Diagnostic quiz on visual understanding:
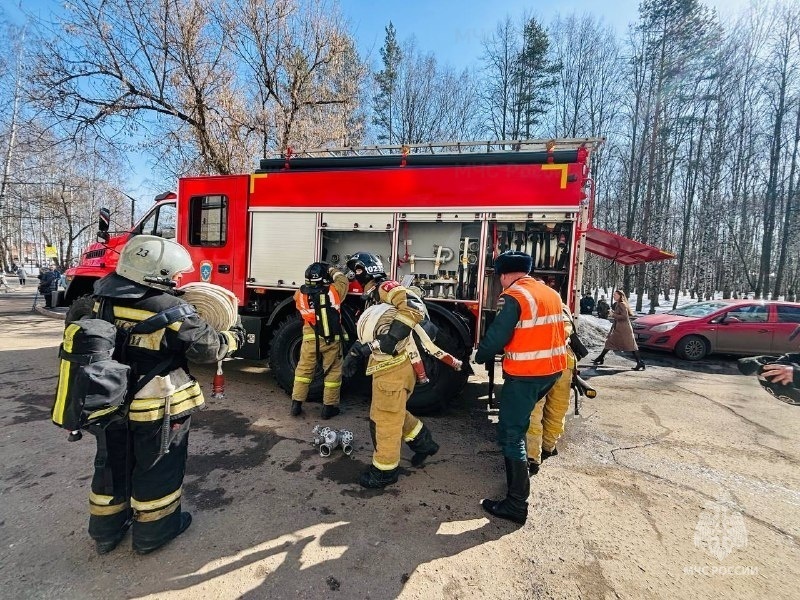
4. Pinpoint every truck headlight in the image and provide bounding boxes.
[651,321,679,332]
